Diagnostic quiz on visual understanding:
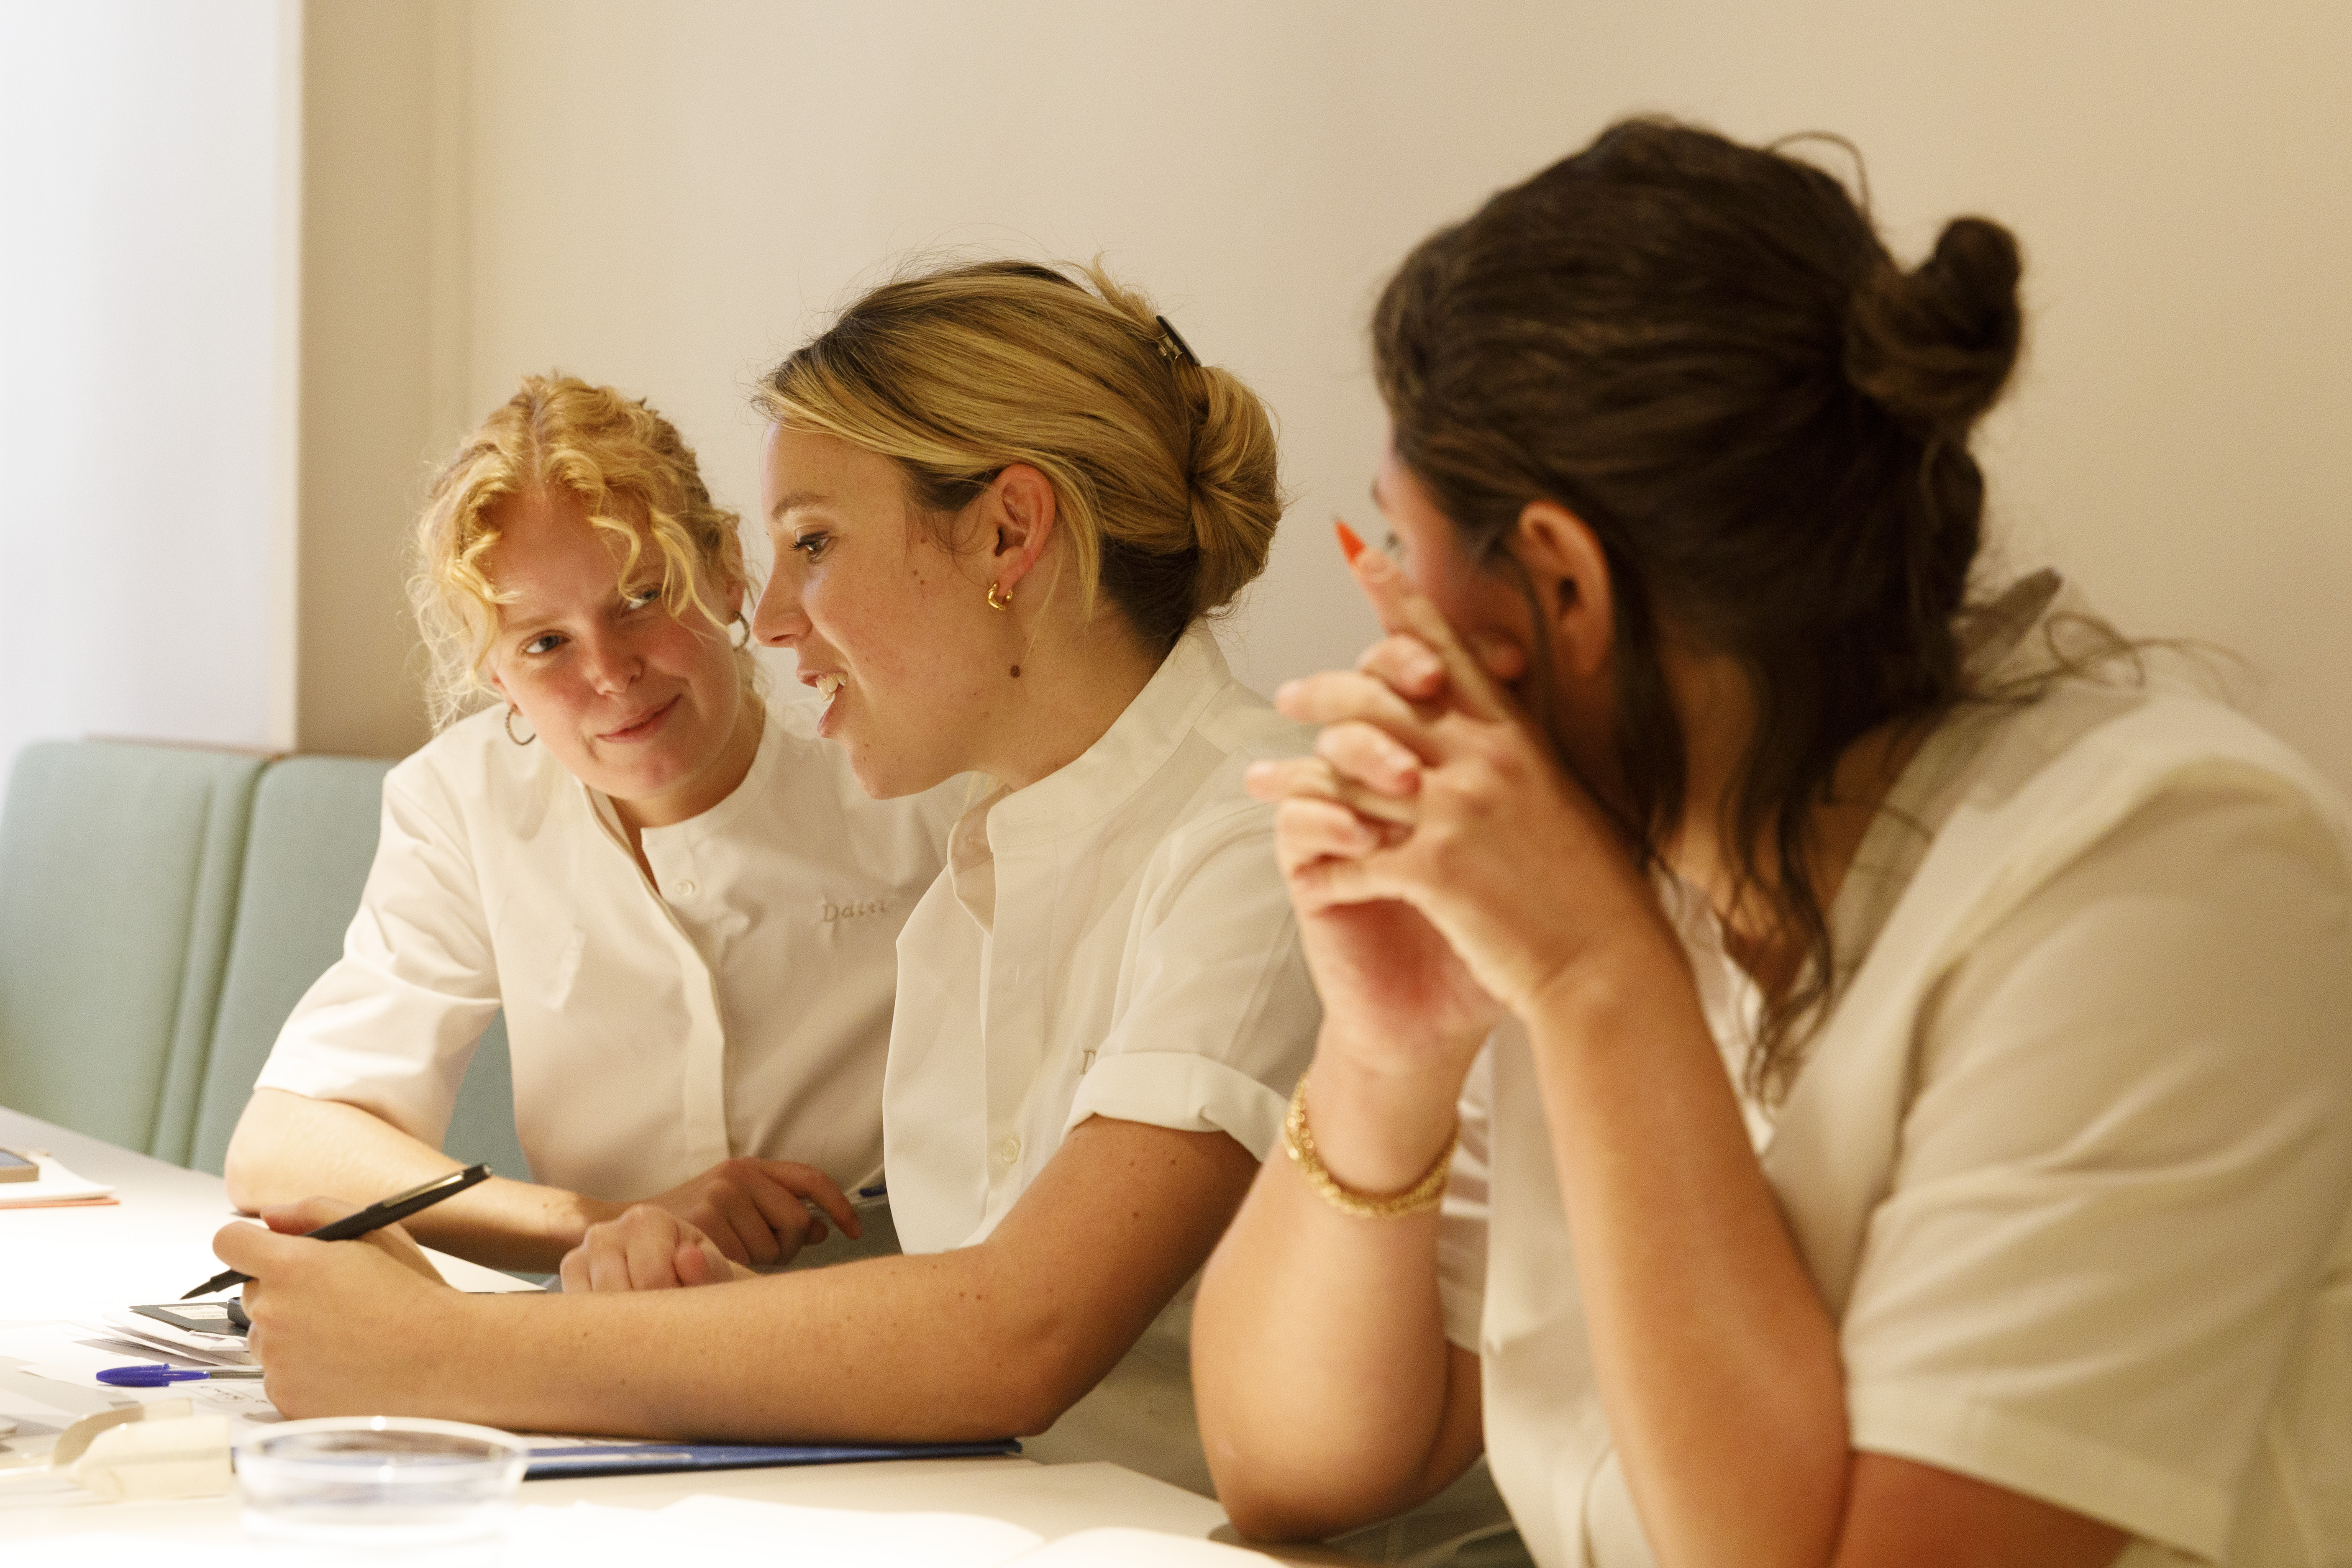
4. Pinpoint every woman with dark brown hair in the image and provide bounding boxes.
[1194,120,2352,1567]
